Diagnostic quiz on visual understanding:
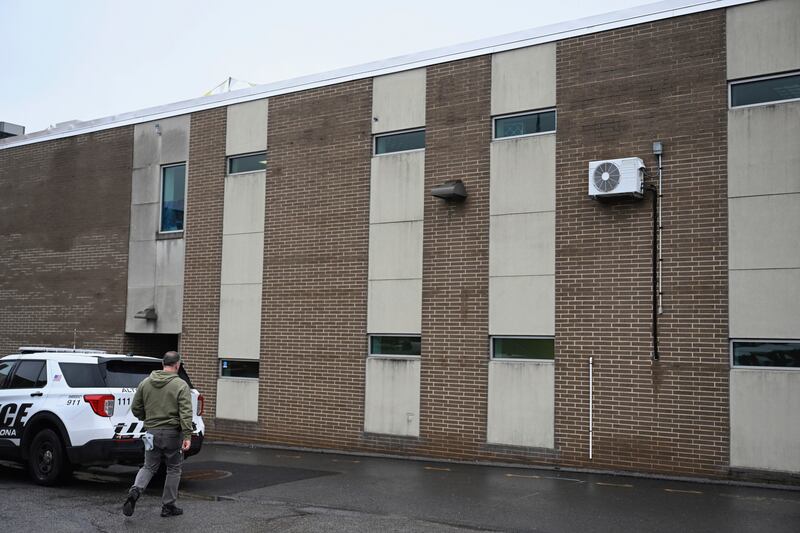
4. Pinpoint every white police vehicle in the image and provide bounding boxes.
[0,347,205,485]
